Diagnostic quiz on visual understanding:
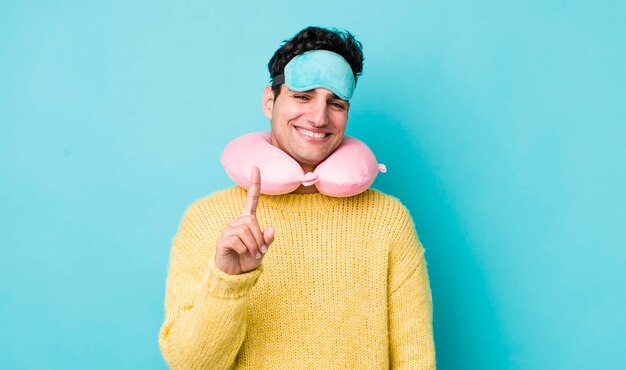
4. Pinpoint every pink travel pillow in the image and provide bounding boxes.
[221,131,386,197]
